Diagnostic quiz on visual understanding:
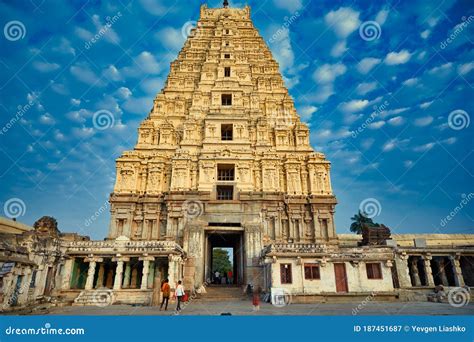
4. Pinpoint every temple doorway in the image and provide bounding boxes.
[205,230,244,285]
